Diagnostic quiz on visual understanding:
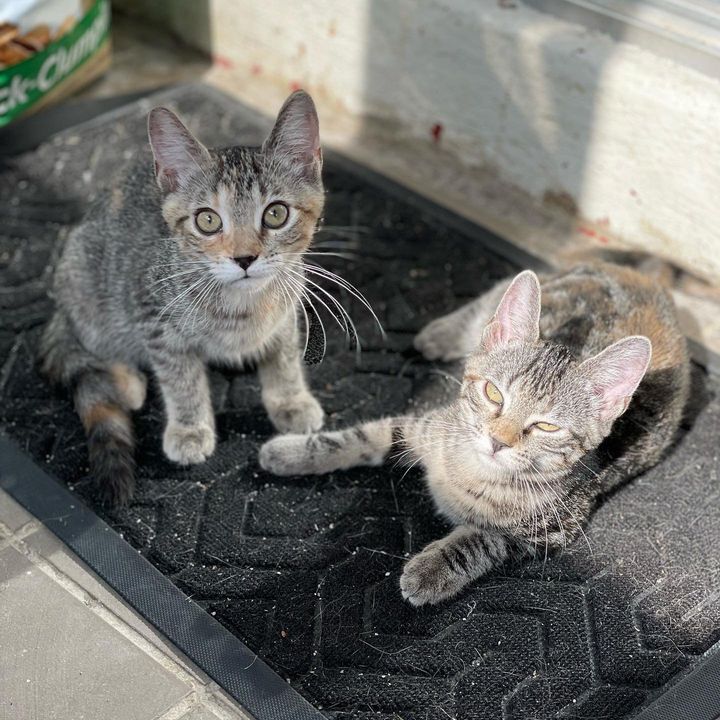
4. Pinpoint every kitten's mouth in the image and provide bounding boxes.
[473,453,516,485]
[482,449,515,469]
[229,274,270,288]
